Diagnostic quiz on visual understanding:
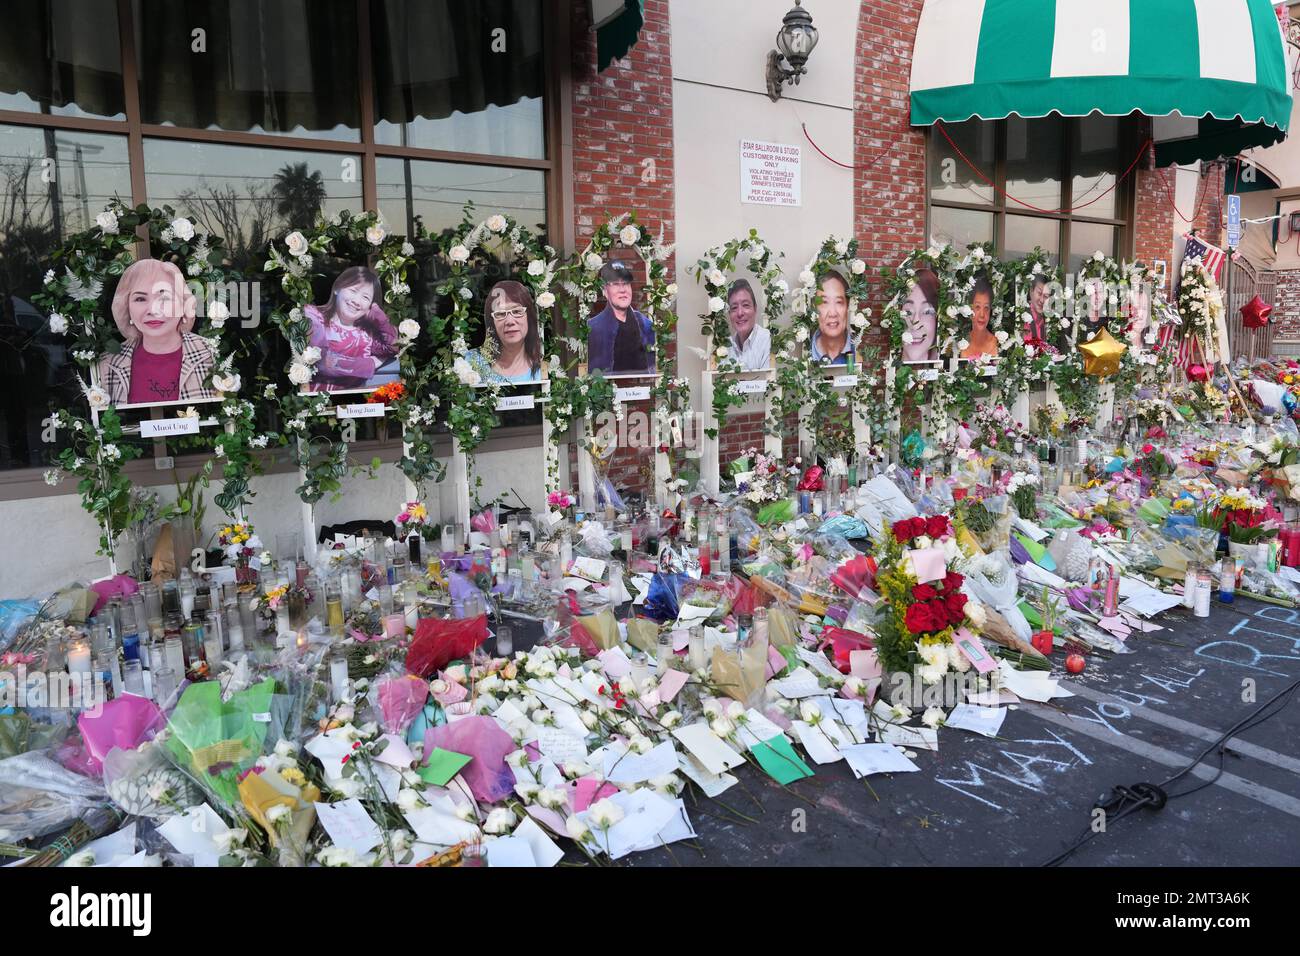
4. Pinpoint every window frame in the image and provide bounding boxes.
[925,114,1139,268]
[0,0,569,499]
